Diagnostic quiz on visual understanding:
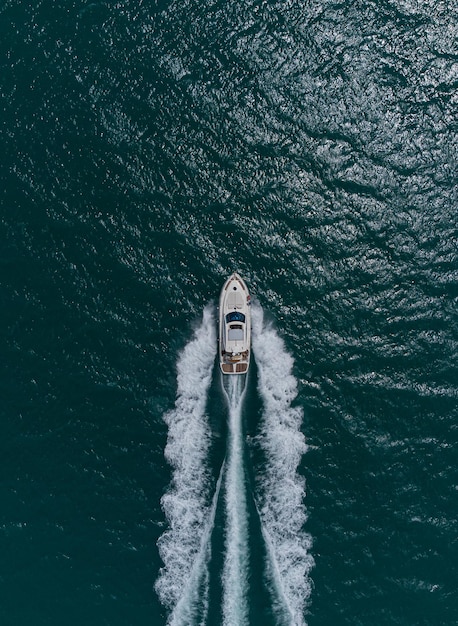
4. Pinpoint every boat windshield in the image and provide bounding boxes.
[226,312,245,323]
